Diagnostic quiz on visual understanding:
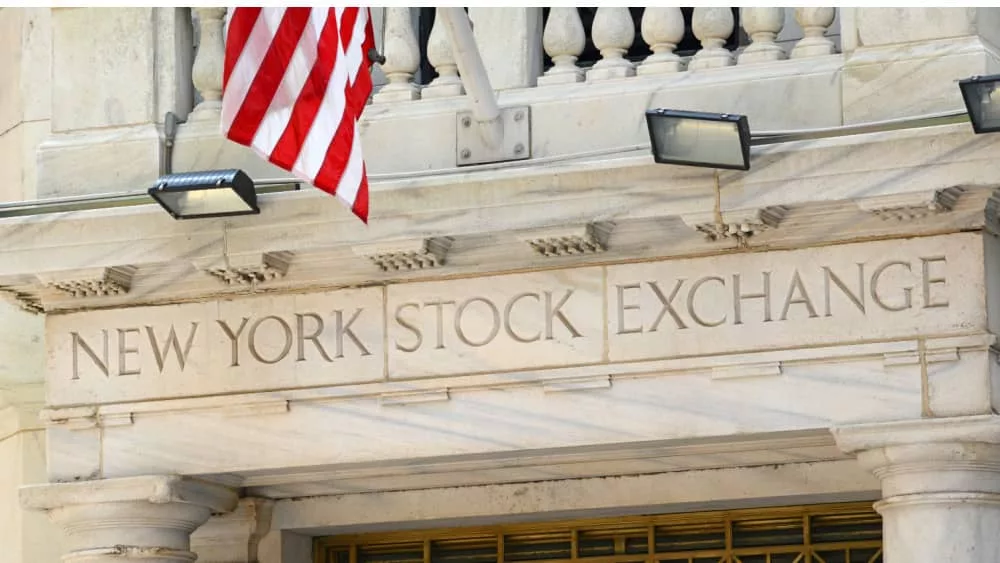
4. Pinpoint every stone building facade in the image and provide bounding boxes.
[2,6,1000,563]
